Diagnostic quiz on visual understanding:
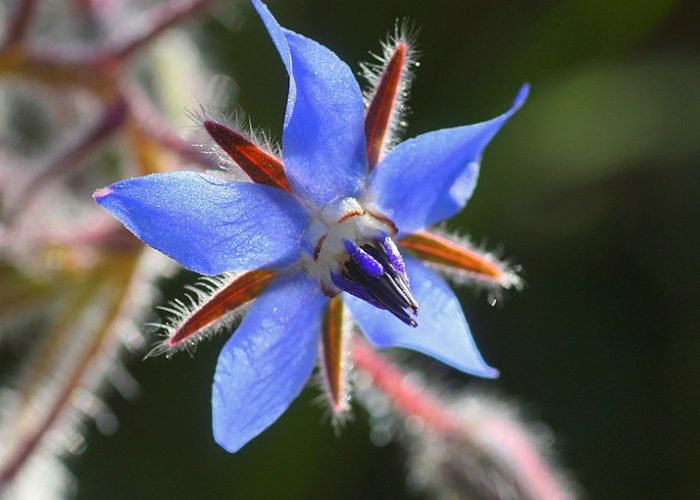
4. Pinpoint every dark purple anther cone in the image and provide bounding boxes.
[344,240,384,278]
[336,238,418,327]
[331,272,384,309]
[381,235,407,277]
